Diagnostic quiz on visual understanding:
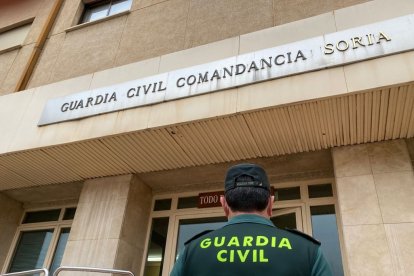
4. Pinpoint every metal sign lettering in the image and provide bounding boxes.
[38,14,414,126]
